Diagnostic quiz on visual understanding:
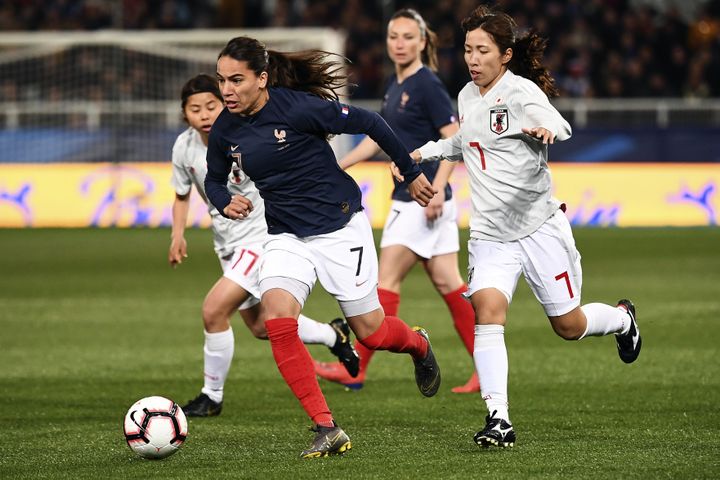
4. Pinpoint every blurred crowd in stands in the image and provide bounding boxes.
[1,0,718,99]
